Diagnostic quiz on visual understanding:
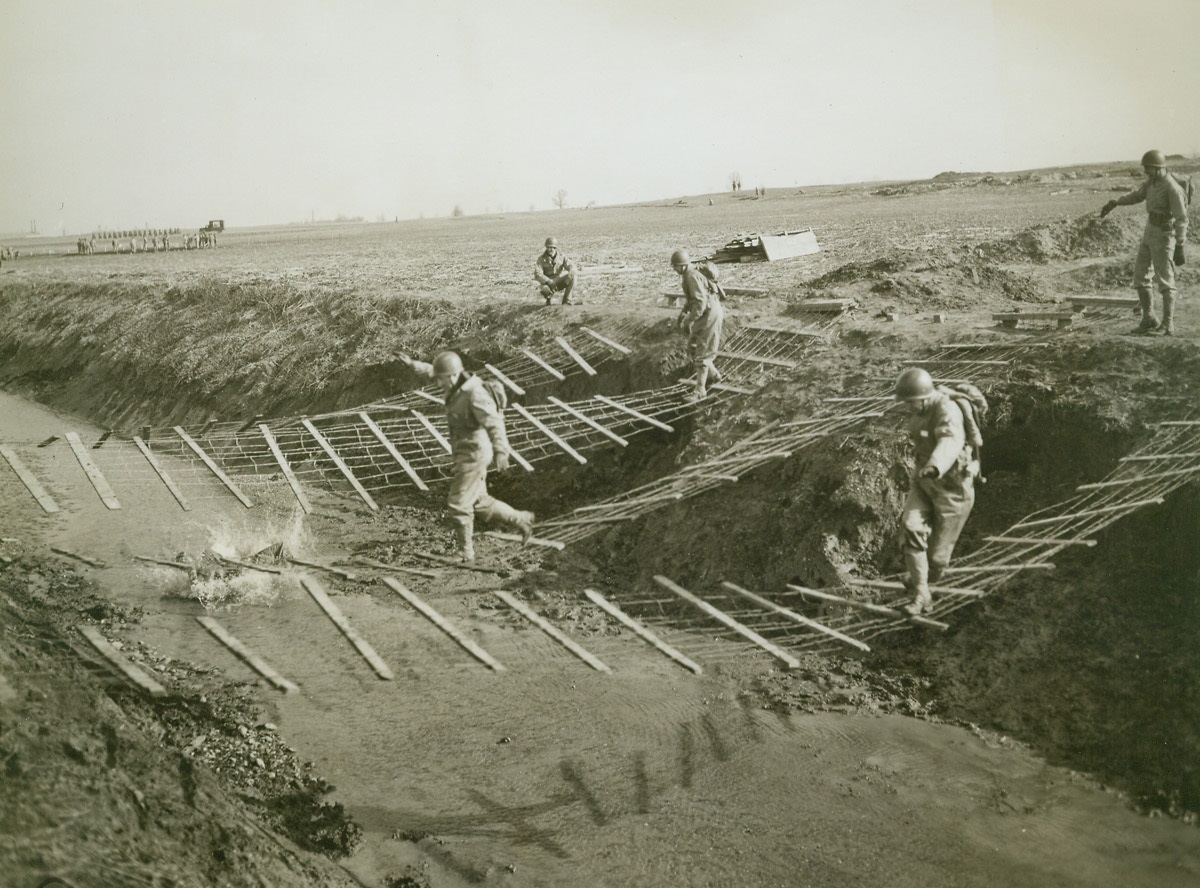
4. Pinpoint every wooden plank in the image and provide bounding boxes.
[51,546,107,568]
[1119,452,1200,462]
[212,552,283,575]
[710,382,757,395]
[493,590,611,673]
[357,412,429,492]
[258,424,313,513]
[483,531,566,551]
[575,492,682,512]
[940,563,1054,575]
[786,583,948,631]
[983,536,1097,547]
[411,410,453,454]
[411,549,505,574]
[78,625,166,697]
[579,326,633,355]
[484,363,526,397]
[298,575,394,680]
[721,287,770,297]
[380,577,505,671]
[174,426,254,508]
[1010,498,1164,529]
[556,336,597,376]
[1076,467,1199,490]
[717,351,798,369]
[196,616,299,694]
[594,395,674,432]
[547,396,629,446]
[410,389,444,404]
[522,348,567,381]
[844,578,984,596]
[134,554,193,571]
[583,589,702,674]
[350,556,441,579]
[992,312,1074,320]
[704,451,792,467]
[132,436,191,511]
[1155,421,1200,427]
[782,411,884,428]
[723,581,870,651]
[538,513,636,528]
[1067,296,1139,308]
[0,445,60,513]
[655,575,800,669]
[64,432,120,510]
[286,557,358,581]
[507,445,535,473]
[301,419,379,512]
[791,299,852,312]
[901,359,1010,366]
[512,403,587,464]
[746,322,827,336]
